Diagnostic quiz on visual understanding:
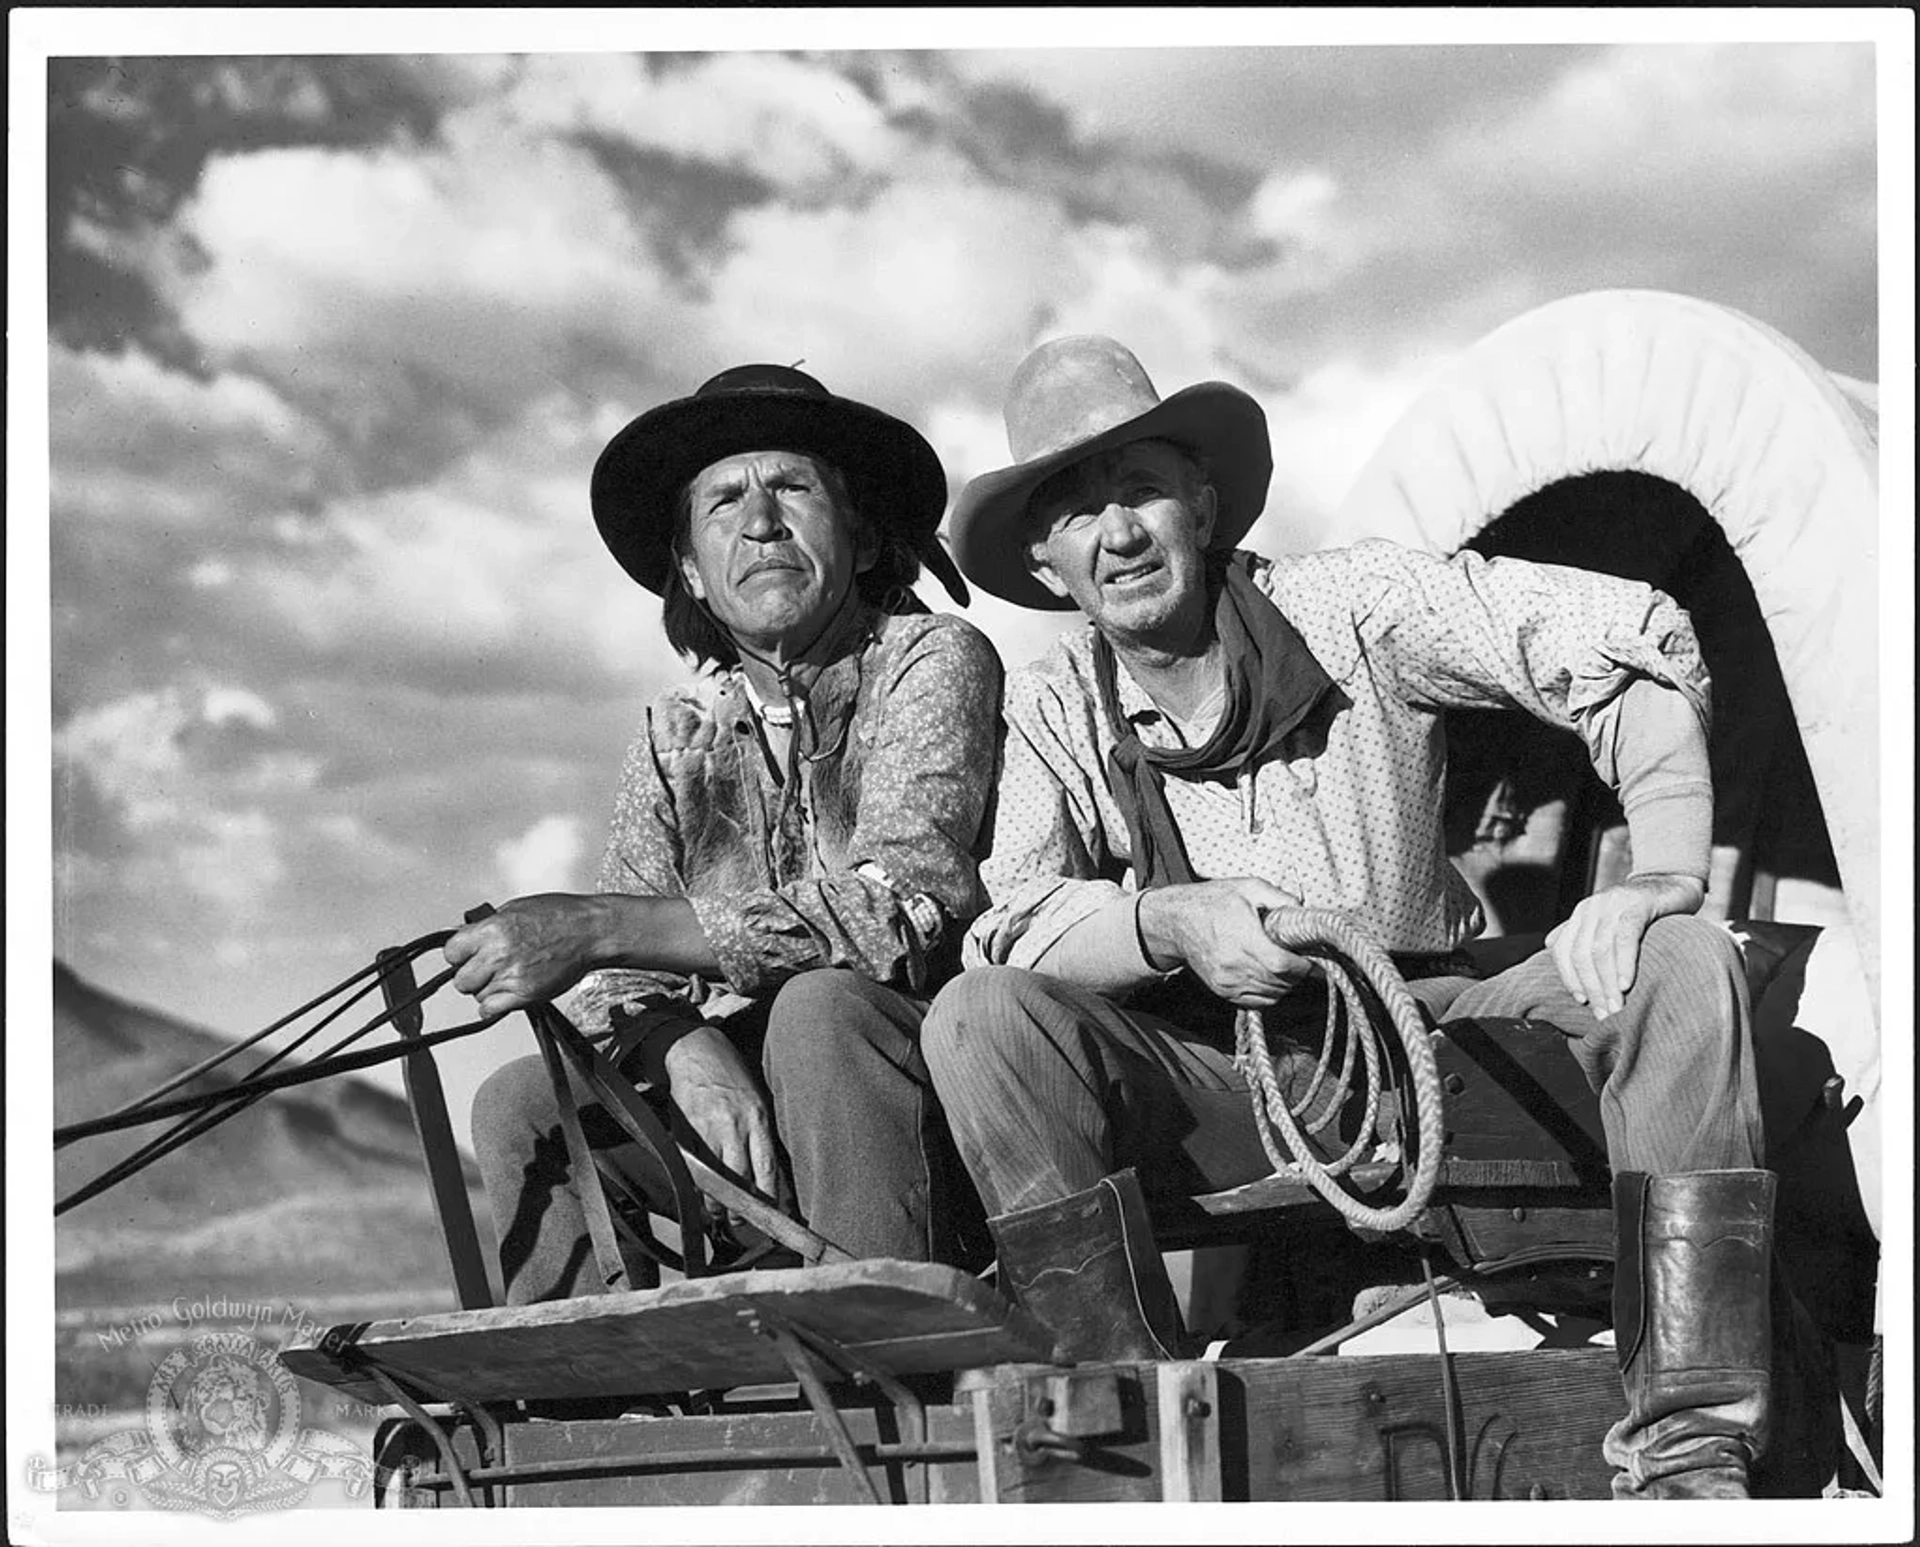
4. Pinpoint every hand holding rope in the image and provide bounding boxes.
[1233,906,1446,1234]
